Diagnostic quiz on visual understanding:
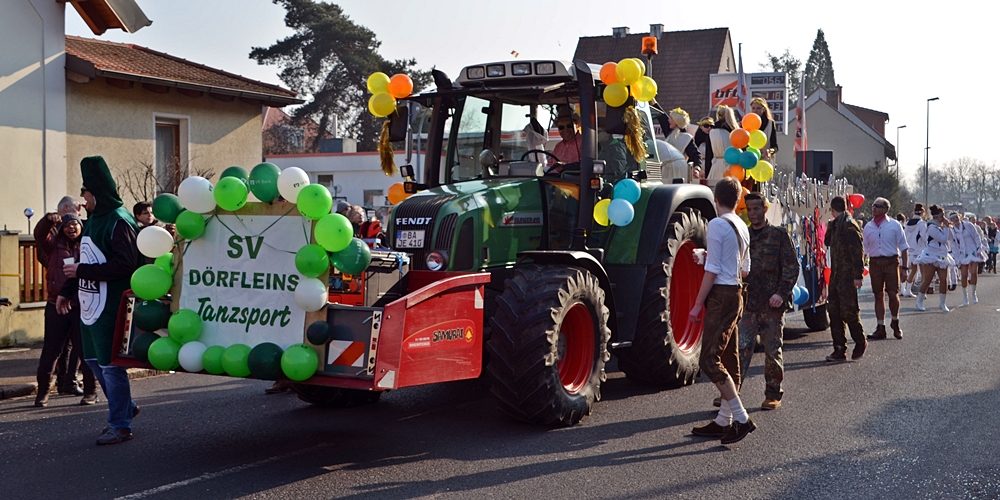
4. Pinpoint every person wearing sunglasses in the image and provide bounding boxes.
[862,197,908,340]
[549,113,581,171]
